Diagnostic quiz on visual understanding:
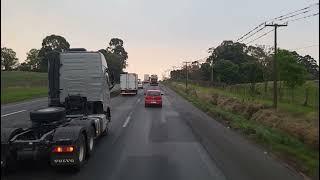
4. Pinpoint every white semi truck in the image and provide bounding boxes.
[120,73,138,95]
[143,74,150,84]
[2,49,115,172]
[150,74,158,86]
